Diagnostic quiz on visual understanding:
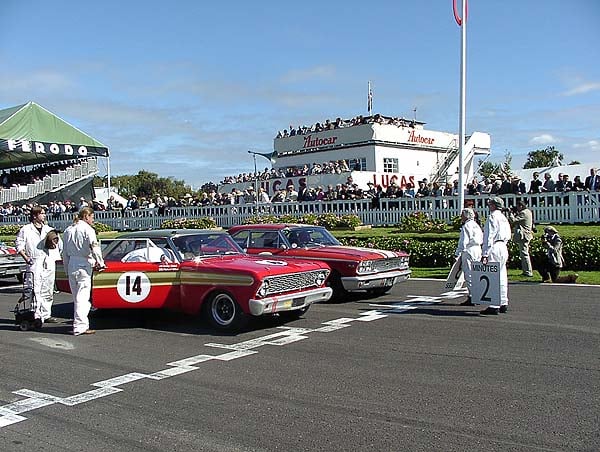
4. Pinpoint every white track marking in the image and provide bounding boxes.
[0,301,421,429]
[28,338,75,350]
